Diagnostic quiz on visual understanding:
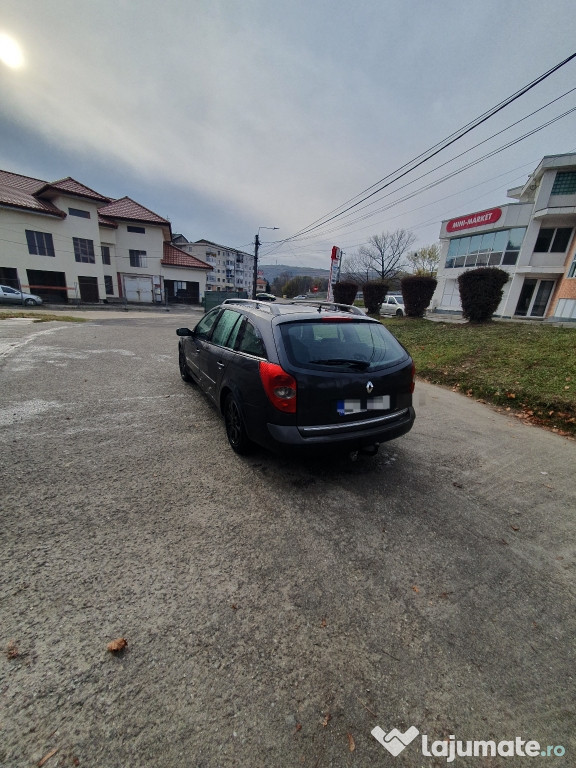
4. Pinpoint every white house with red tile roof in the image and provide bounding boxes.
[0,170,212,305]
